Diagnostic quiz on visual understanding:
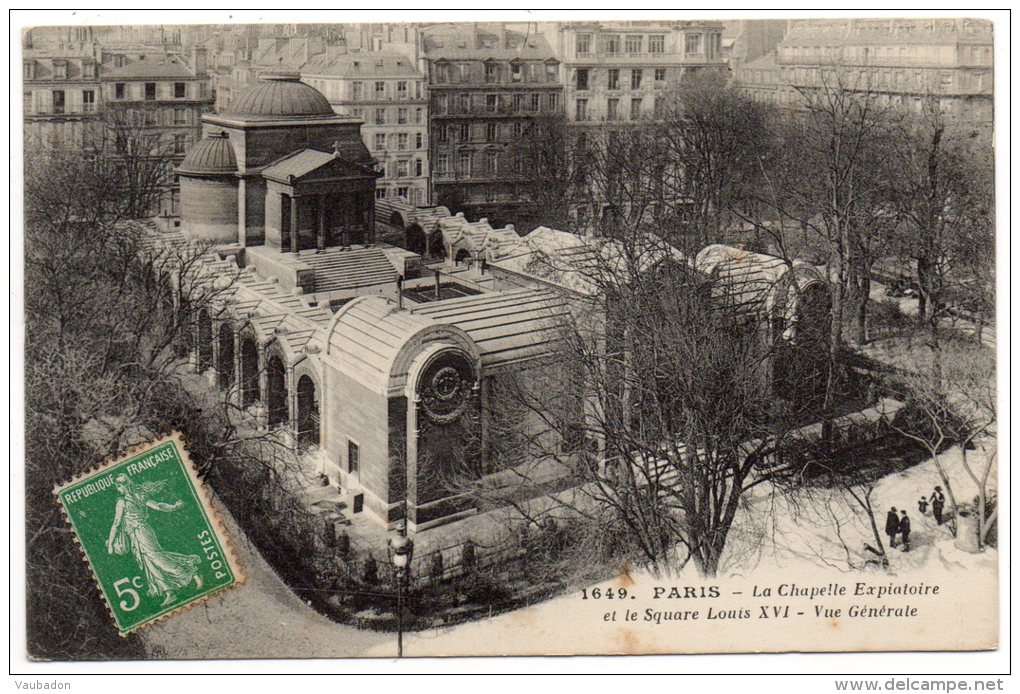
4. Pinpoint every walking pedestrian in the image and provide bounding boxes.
[885,507,899,548]
[899,511,912,552]
[918,497,928,515]
[931,486,946,526]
